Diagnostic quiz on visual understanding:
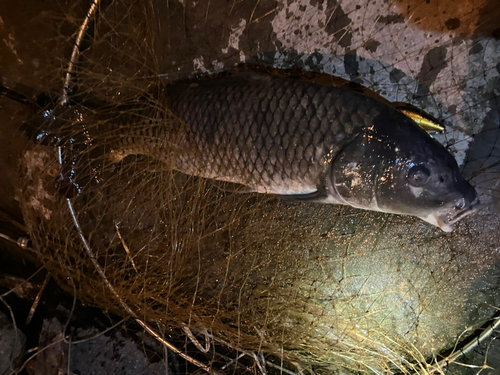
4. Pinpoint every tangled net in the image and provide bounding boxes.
[8,0,500,373]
